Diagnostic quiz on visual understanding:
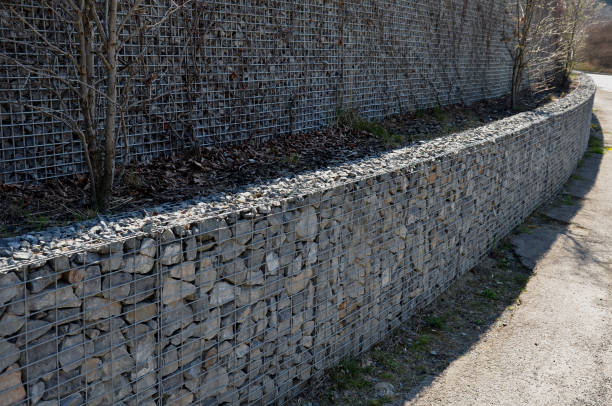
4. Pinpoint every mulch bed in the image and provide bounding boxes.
[0,87,572,237]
